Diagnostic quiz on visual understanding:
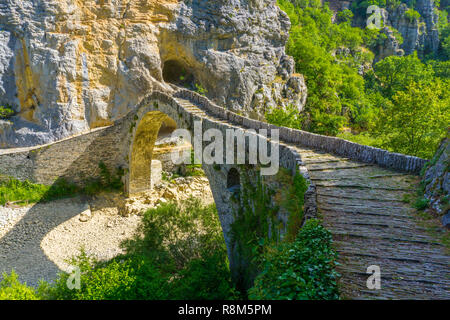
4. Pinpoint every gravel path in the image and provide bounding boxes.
[0,197,141,287]
[0,176,214,288]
